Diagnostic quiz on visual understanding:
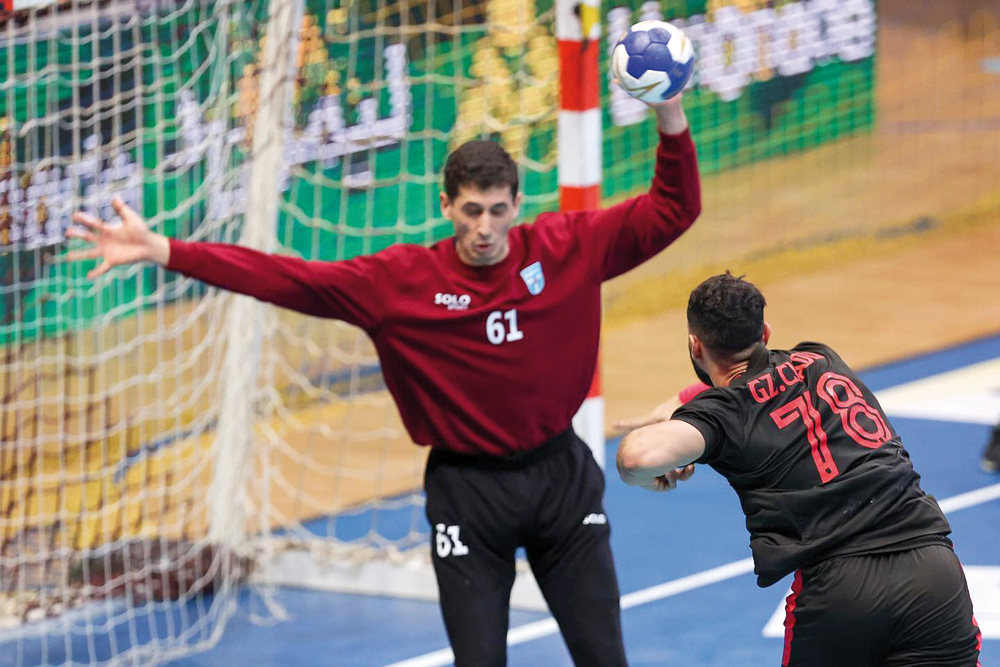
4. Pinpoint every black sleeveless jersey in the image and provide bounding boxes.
[672,342,952,587]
